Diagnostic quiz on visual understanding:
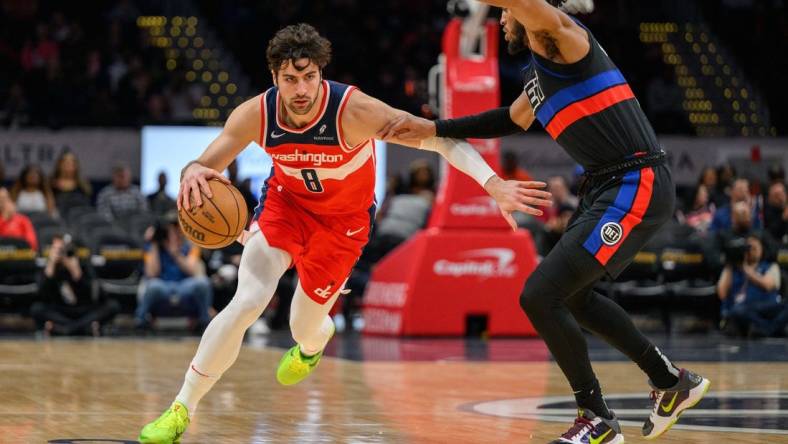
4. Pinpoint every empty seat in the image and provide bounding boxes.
[90,230,144,314]
[66,205,97,225]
